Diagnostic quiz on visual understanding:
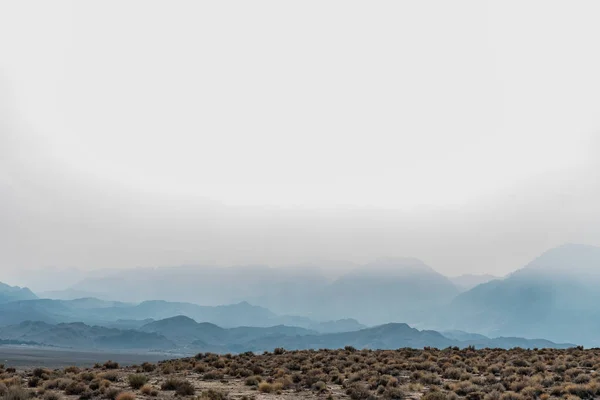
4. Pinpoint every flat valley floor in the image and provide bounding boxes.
[0,346,171,368]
